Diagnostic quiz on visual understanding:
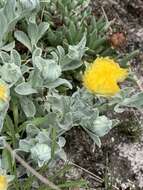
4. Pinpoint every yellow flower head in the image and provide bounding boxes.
[0,84,8,102]
[83,57,128,96]
[0,80,9,111]
[0,175,8,190]
[0,79,9,102]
